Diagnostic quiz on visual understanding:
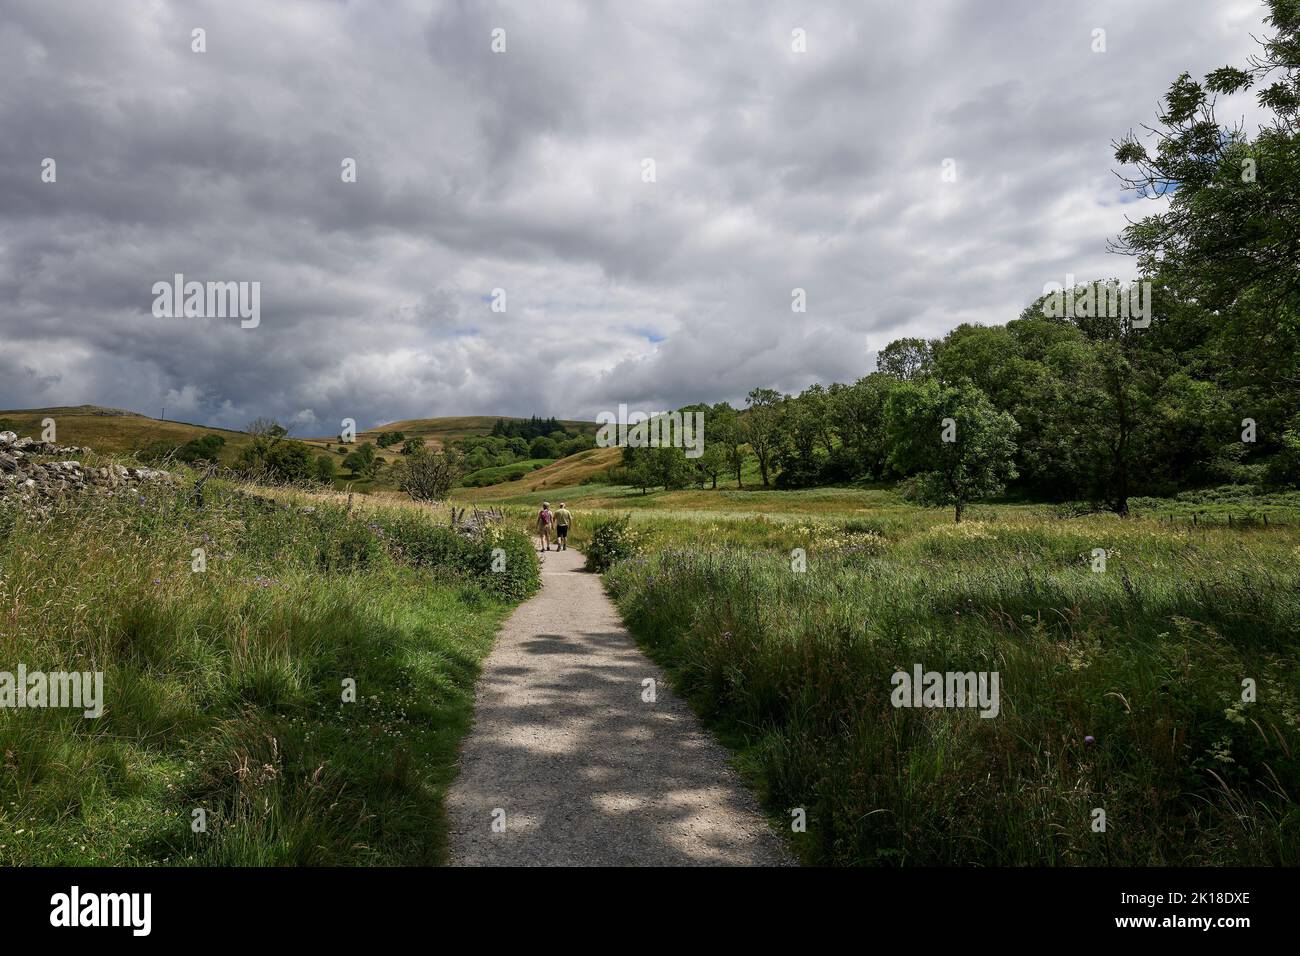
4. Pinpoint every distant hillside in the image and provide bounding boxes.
[0,405,254,464]
[297,415,598,472]
[343,415,597,445]
[463,446,621,499]
[0,406,602,481]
